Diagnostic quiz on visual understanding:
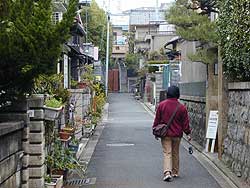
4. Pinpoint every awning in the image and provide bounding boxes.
[164,36,182,48]
[67,44,94,64]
